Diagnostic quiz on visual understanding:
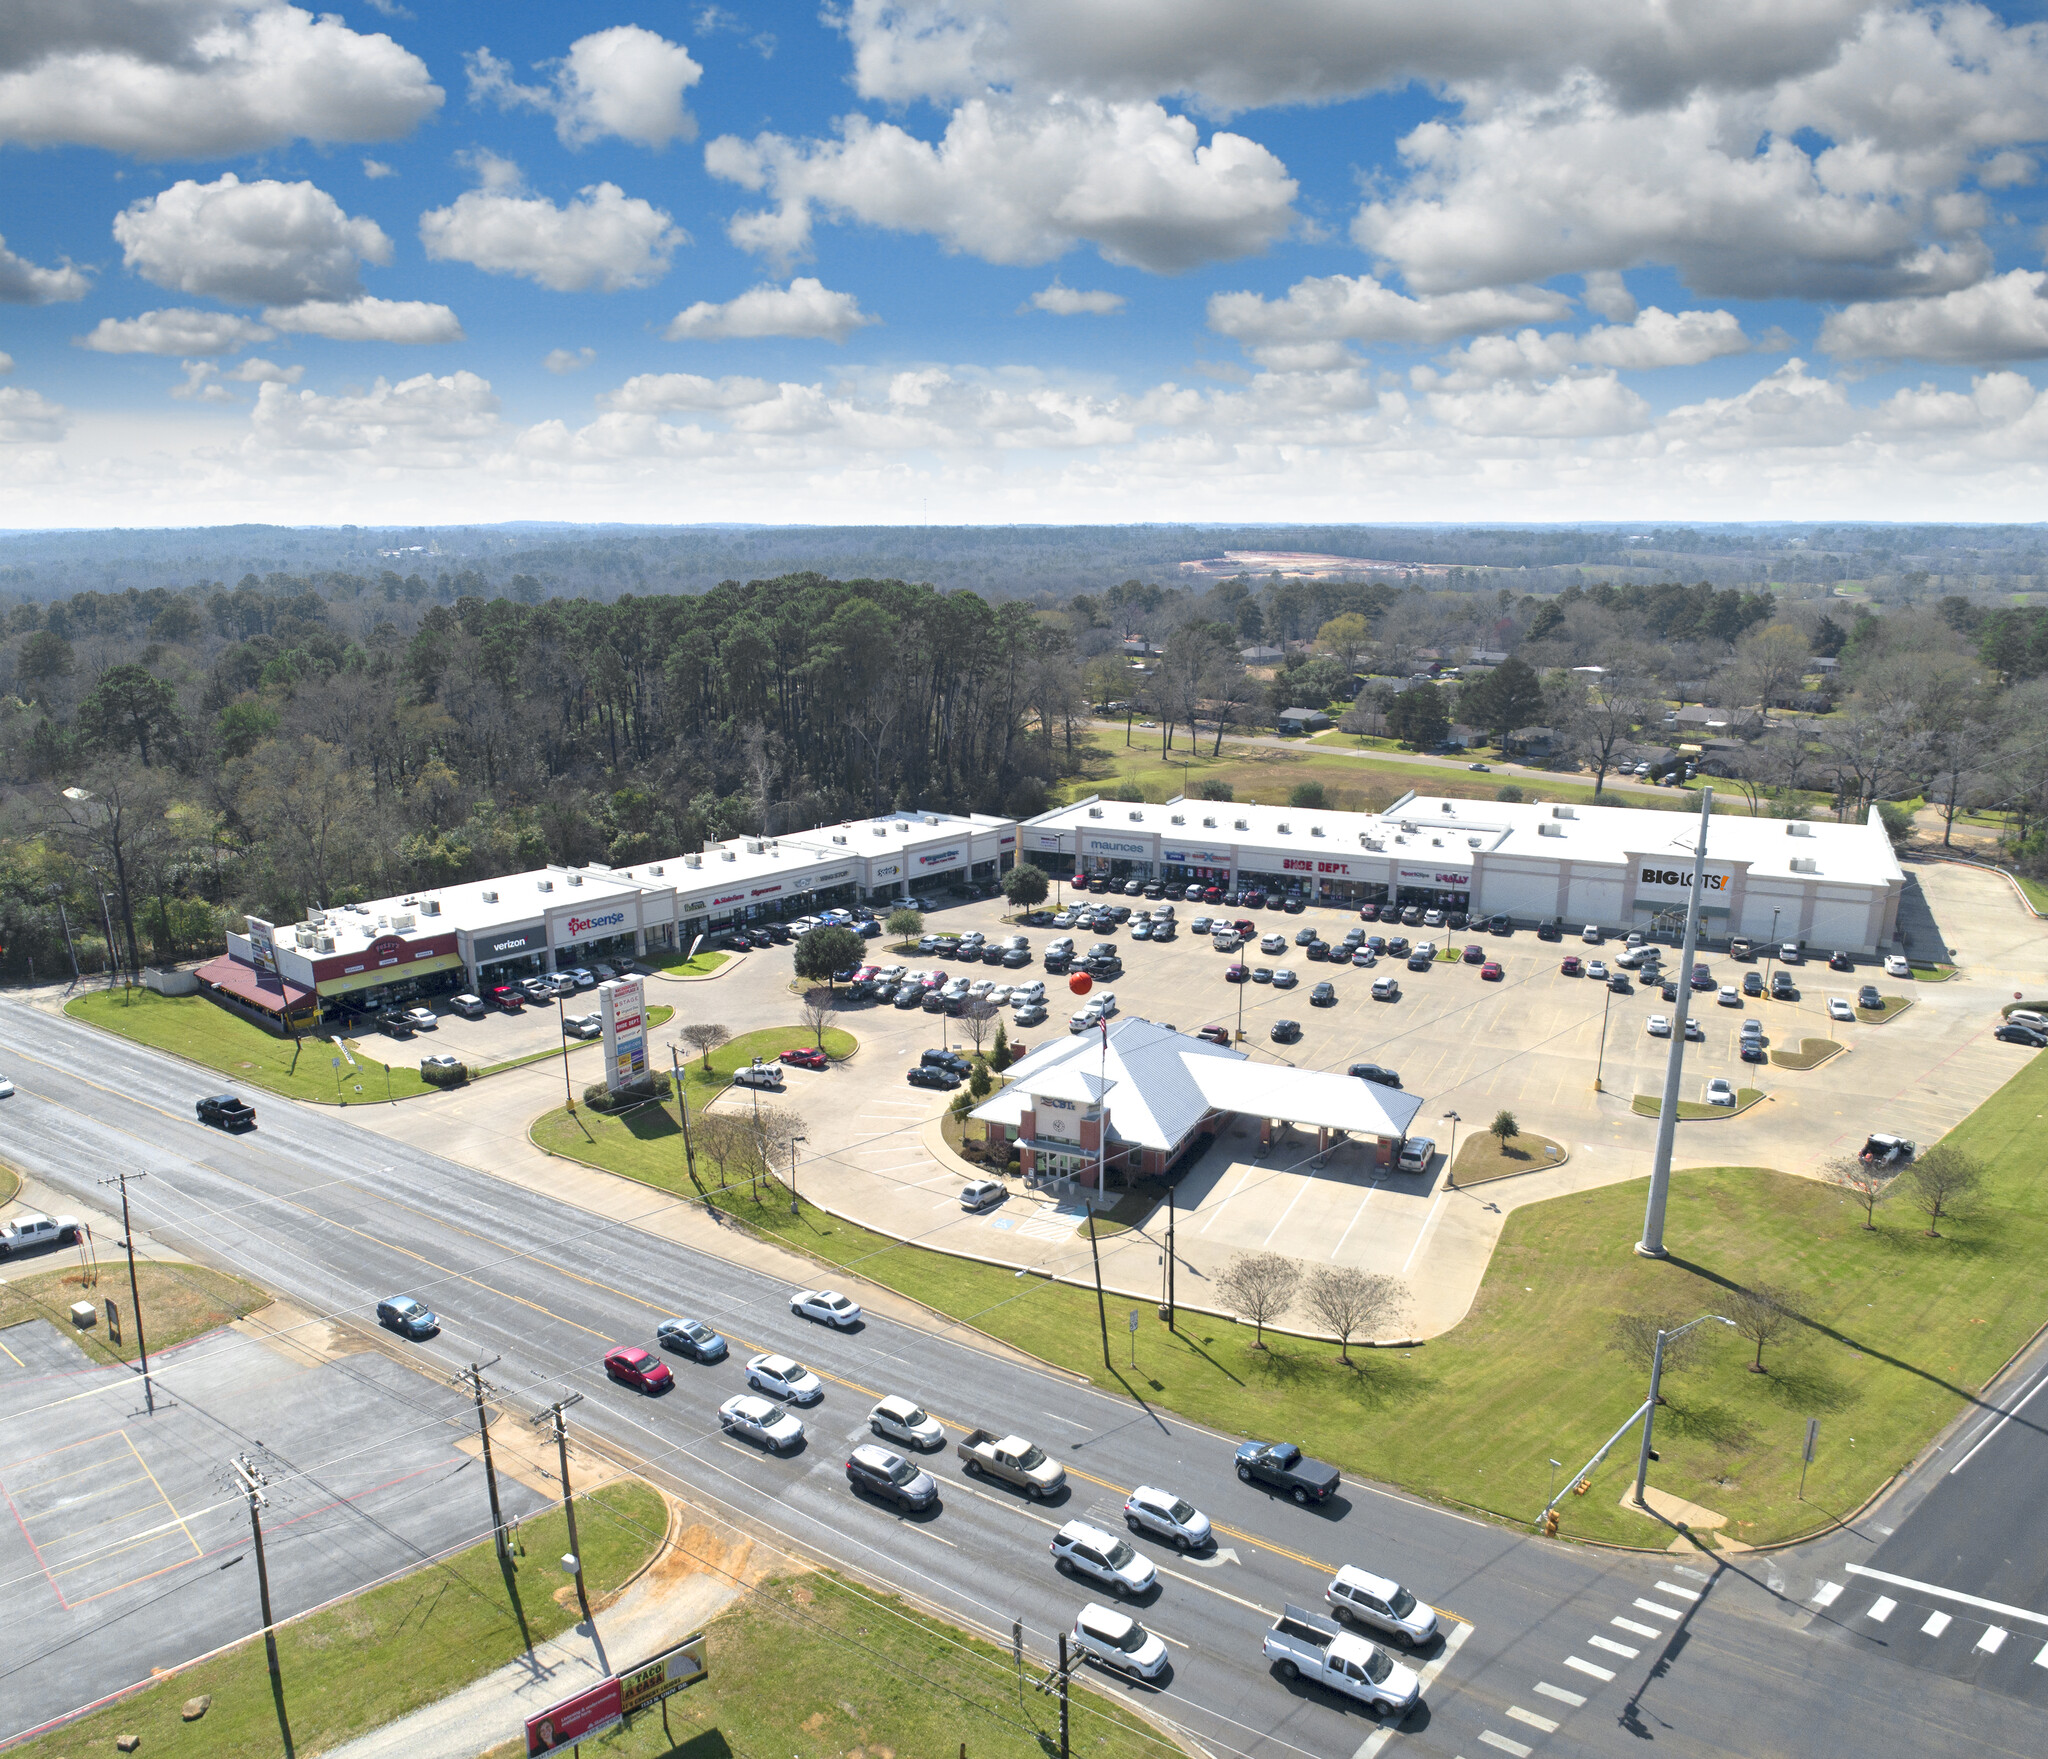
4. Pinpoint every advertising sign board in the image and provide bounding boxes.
[246,915,277,975]
[525,1679,622,1754]
[600,976,648,1092]
[617,1634,708,1713]
[1633,862,1735,899]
